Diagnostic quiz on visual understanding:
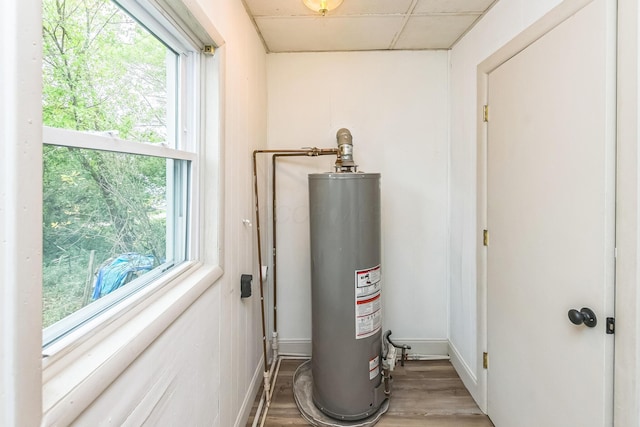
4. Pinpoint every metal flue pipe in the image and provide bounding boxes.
[334,127,357,172]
